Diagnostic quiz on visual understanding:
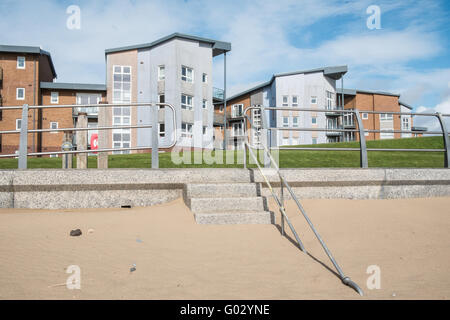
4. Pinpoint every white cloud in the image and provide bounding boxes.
[414,96,450,133]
